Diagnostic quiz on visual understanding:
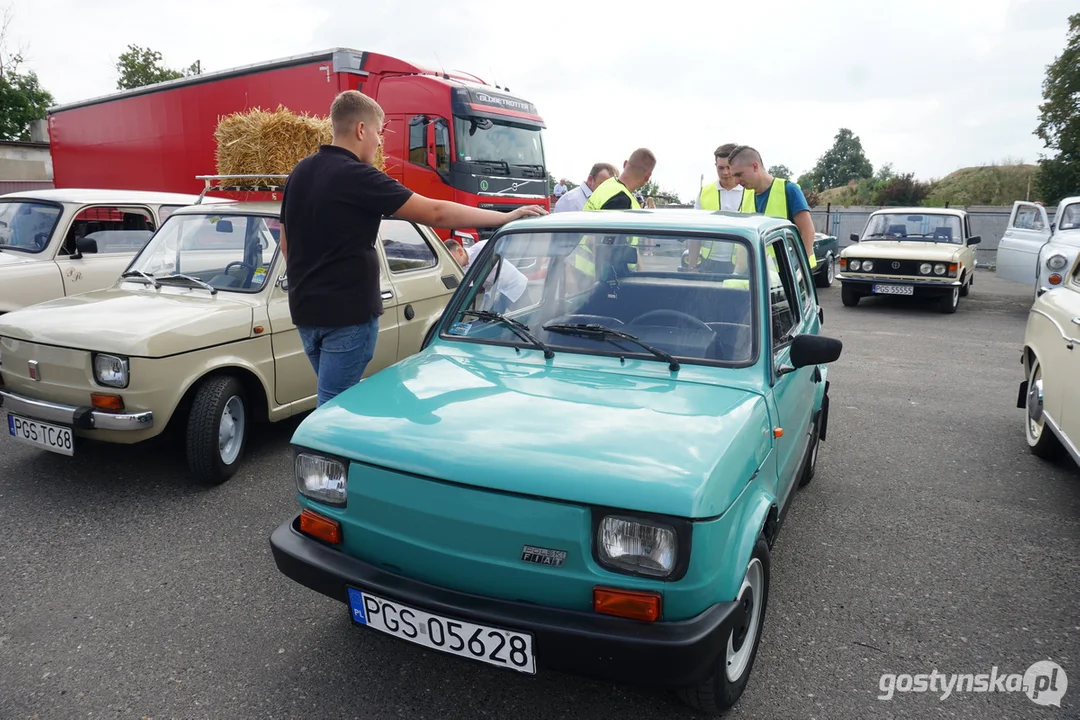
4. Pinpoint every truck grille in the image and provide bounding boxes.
[478,203,532,213]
